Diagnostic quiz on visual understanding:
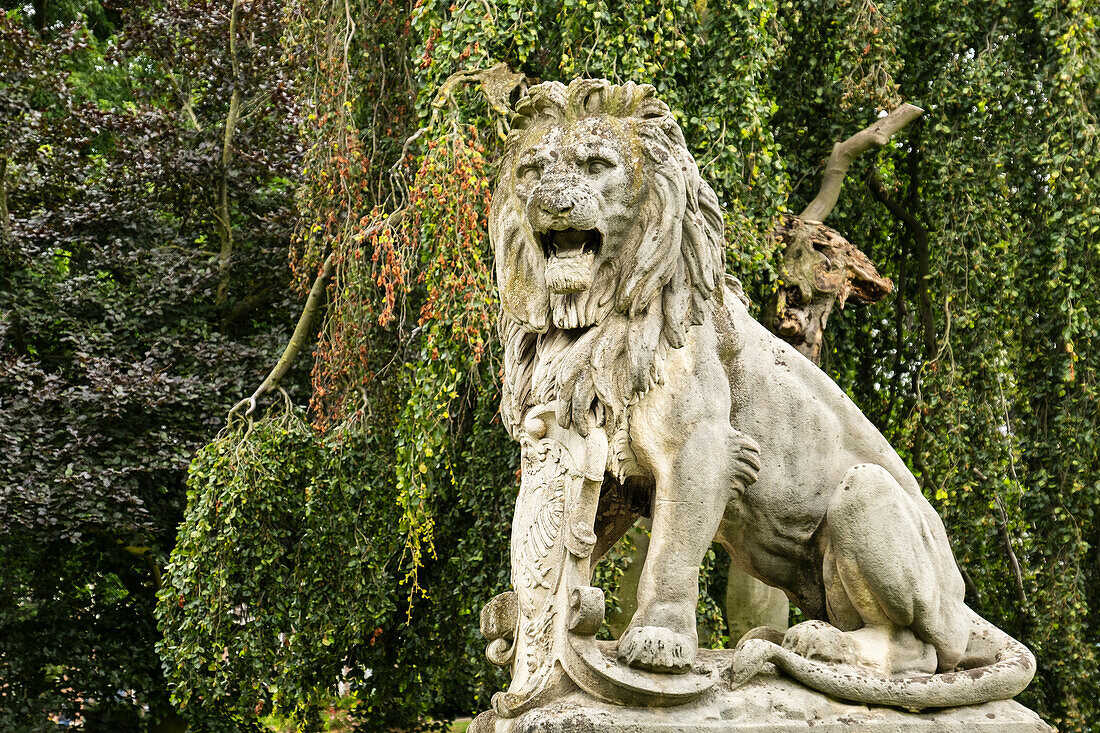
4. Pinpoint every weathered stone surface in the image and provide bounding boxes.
[607,525,789,649]
[470,652,1049,732]
[479,690,1047,732]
